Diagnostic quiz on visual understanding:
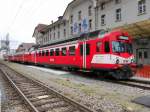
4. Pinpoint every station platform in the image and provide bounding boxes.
[132,76,150,82]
